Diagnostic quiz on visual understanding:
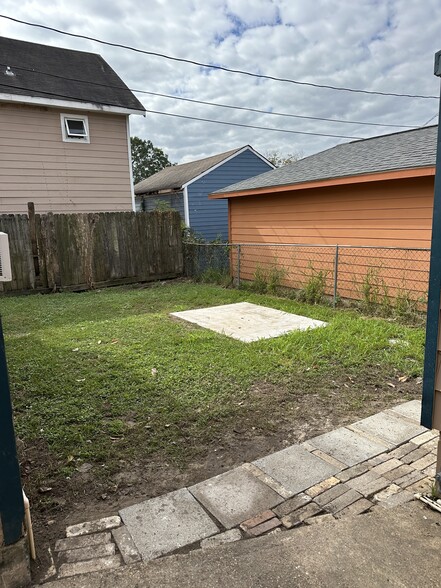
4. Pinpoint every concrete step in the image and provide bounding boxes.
[40,501,441,588]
